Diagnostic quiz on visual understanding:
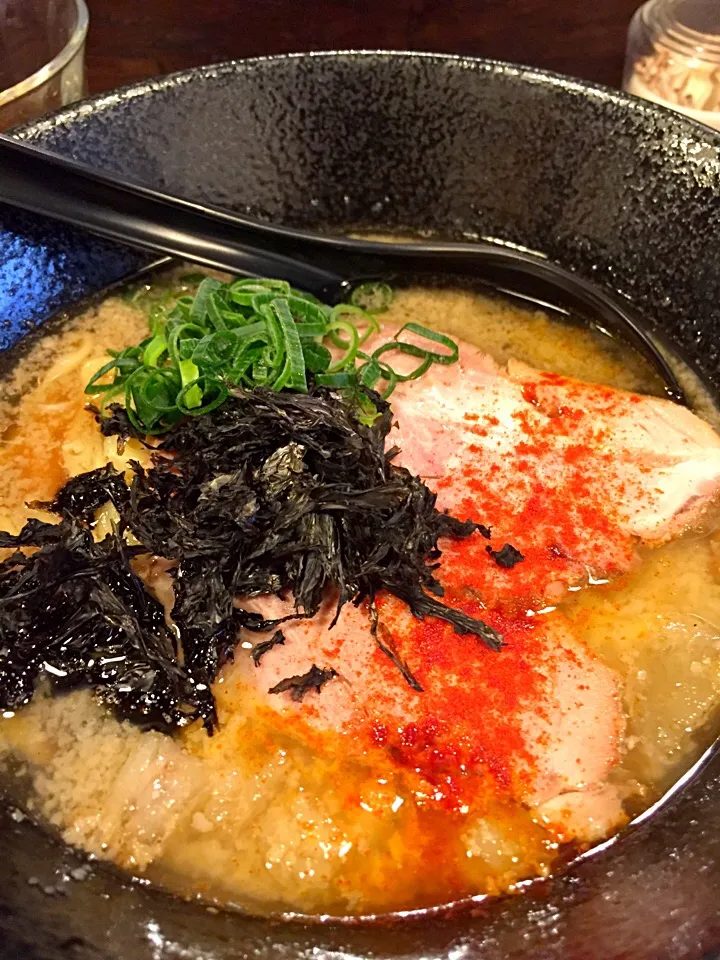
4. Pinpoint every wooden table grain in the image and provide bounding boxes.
[85,0,639,94]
